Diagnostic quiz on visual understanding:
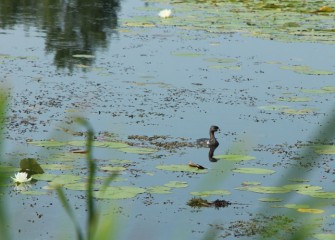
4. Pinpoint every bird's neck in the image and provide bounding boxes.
[209,131,215,139]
